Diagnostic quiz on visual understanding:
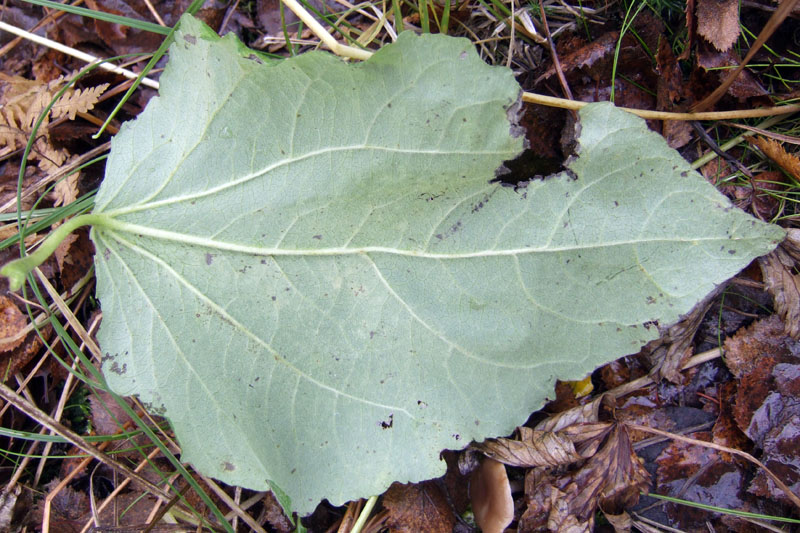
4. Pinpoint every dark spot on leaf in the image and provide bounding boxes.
[614,200,619,207]
[369,331,375,339]
[222,461,236,472]
[291,468,296,474]
[453,434,461,440]
[460,51,468,59]
[387,103,392,108]
[417,400,427,408]
[728,249,736,254]
[474,419,480,426]
[271,296,276,301]
[109,361,127,375]
[313,234,322,240]
[103,248,111,261]
[183,34,196,44]
[681,171,688,177]
[205,253,214,265]
[379,414,394,429]
[246,54,263,64]
[646,296,656,304]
